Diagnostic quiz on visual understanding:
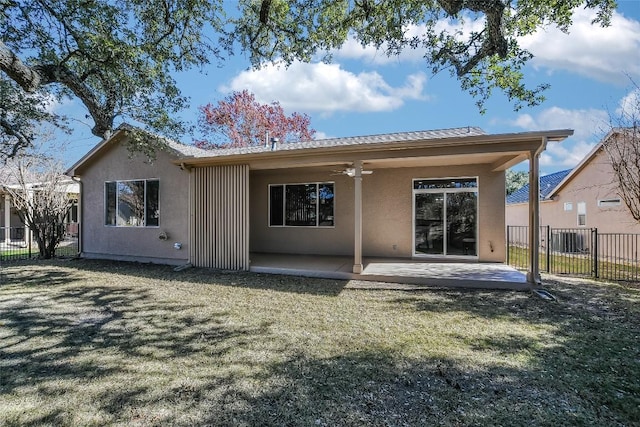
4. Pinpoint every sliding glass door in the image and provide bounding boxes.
[414,193,444,255]
[414,178,478,257]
